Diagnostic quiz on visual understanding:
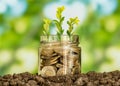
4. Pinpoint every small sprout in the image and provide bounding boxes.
[67,17,80,37]
[54,6,65,40]
[43,19,51,36]
[42,6,80,40]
